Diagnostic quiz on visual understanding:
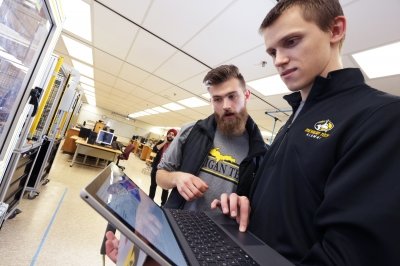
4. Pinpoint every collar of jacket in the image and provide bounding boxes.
[283,68,365,110]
